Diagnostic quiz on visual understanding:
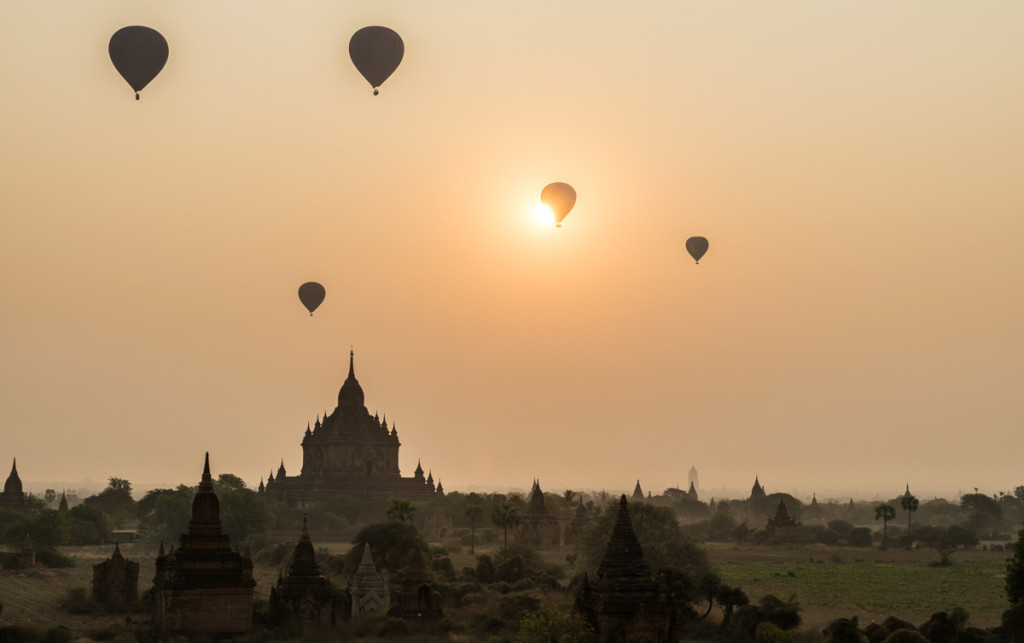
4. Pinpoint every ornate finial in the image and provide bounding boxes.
[202,452,212,485]
[349,349,355,376]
